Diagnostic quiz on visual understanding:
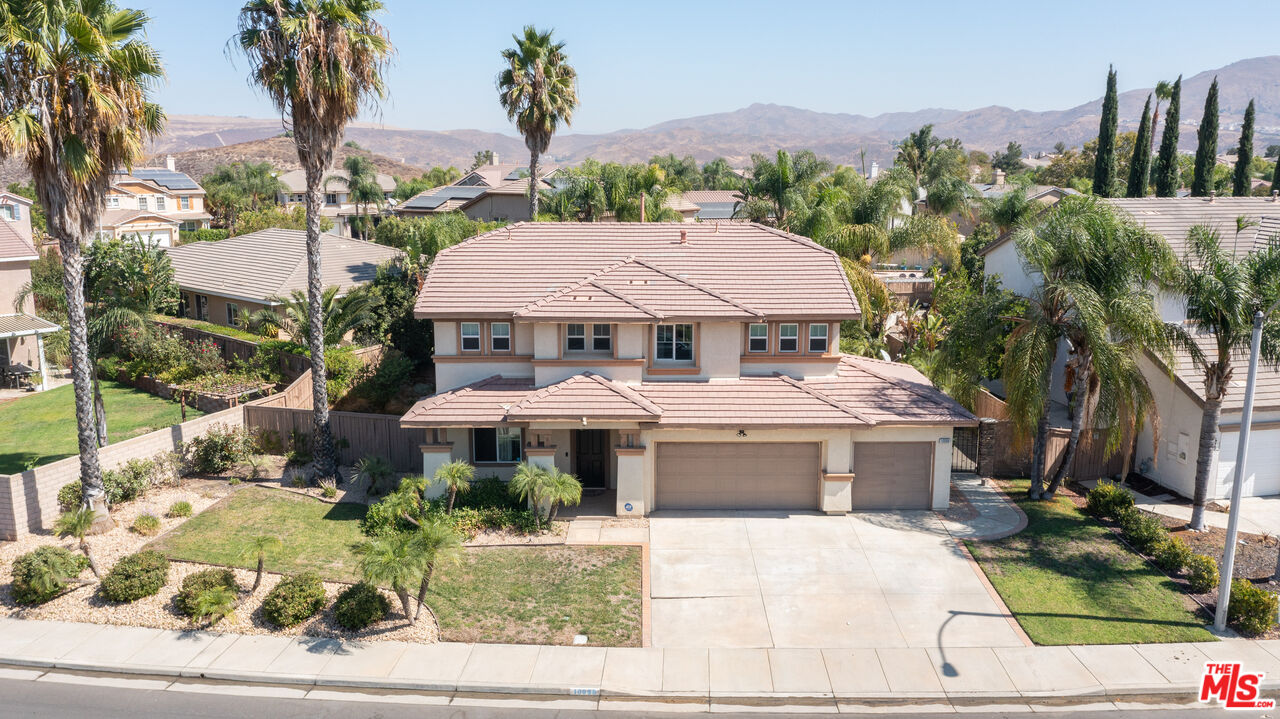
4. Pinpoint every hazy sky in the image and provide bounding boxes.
[145,0,1280,135]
